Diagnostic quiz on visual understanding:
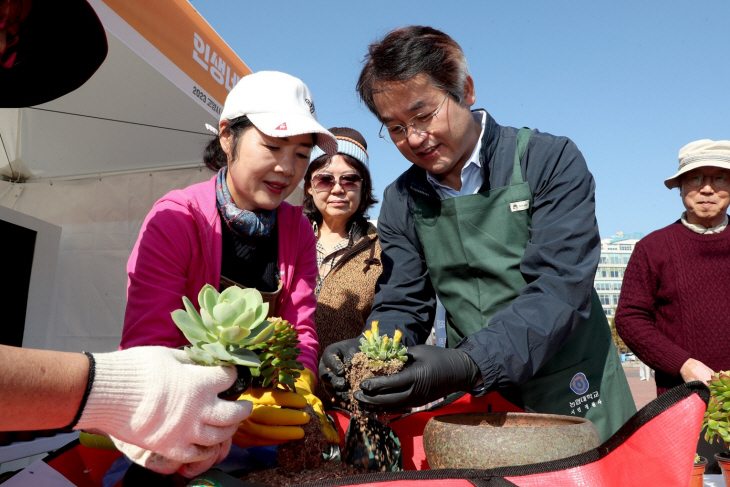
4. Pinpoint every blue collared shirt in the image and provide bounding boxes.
[426,111,487,199]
